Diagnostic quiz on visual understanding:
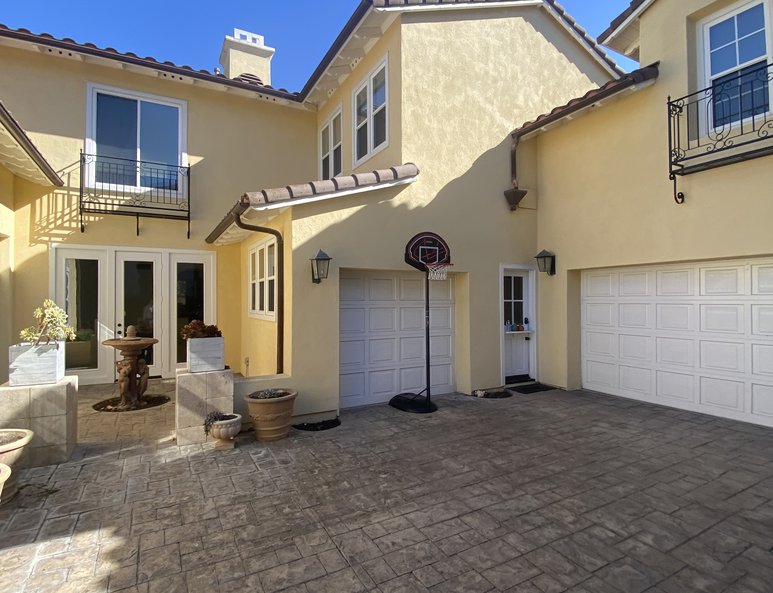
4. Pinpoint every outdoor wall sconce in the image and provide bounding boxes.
[535,250,556,276]
[310,250,332,284]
